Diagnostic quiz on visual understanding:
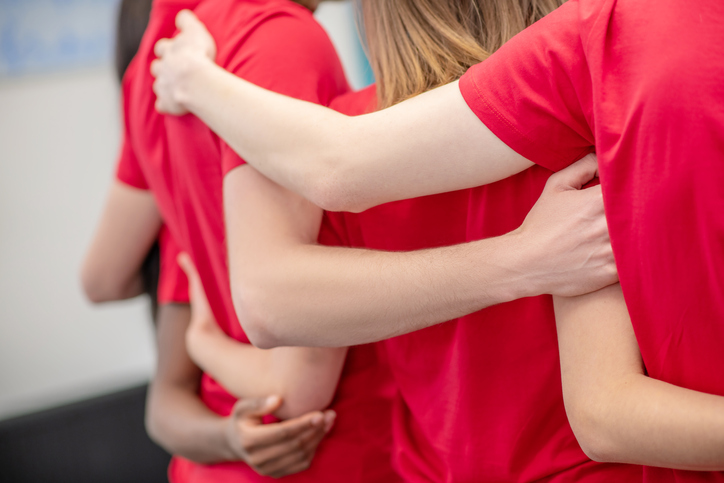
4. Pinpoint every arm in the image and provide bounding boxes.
[146,303,334,476]
[81,181,162,302]
[151,11,534,213]
[554,284,724,470]
[176,253,347,419]
[225,157,616,349]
